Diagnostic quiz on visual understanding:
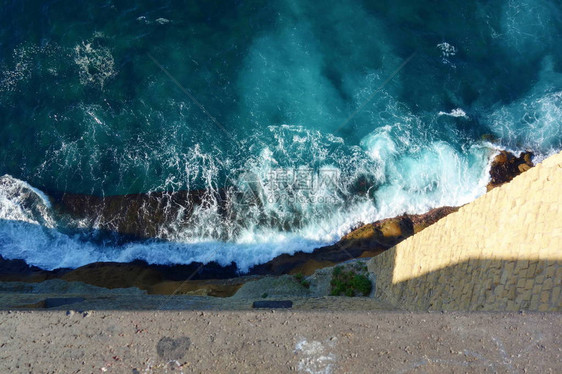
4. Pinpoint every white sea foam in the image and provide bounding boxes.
[0,43,61,94]
[486,58,562,154]
[437,42,457,66]
[500,0,553,57]
[155,18,171,25]
[0,39,113,95]
[86,110,103,125]
[437,42,456,57]
[0,100,496,272]
[438,108,468,119]
[0,216,329,271]
[0,175,55,227]
[73,37,116,89]
[136,16,171,25]
[361,128,492,218]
